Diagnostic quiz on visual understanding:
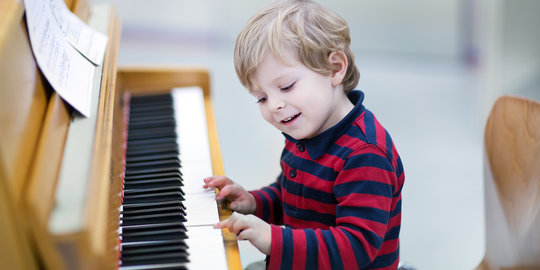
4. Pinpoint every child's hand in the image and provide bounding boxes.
[203,175,256,214]
[215,212,271,255]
